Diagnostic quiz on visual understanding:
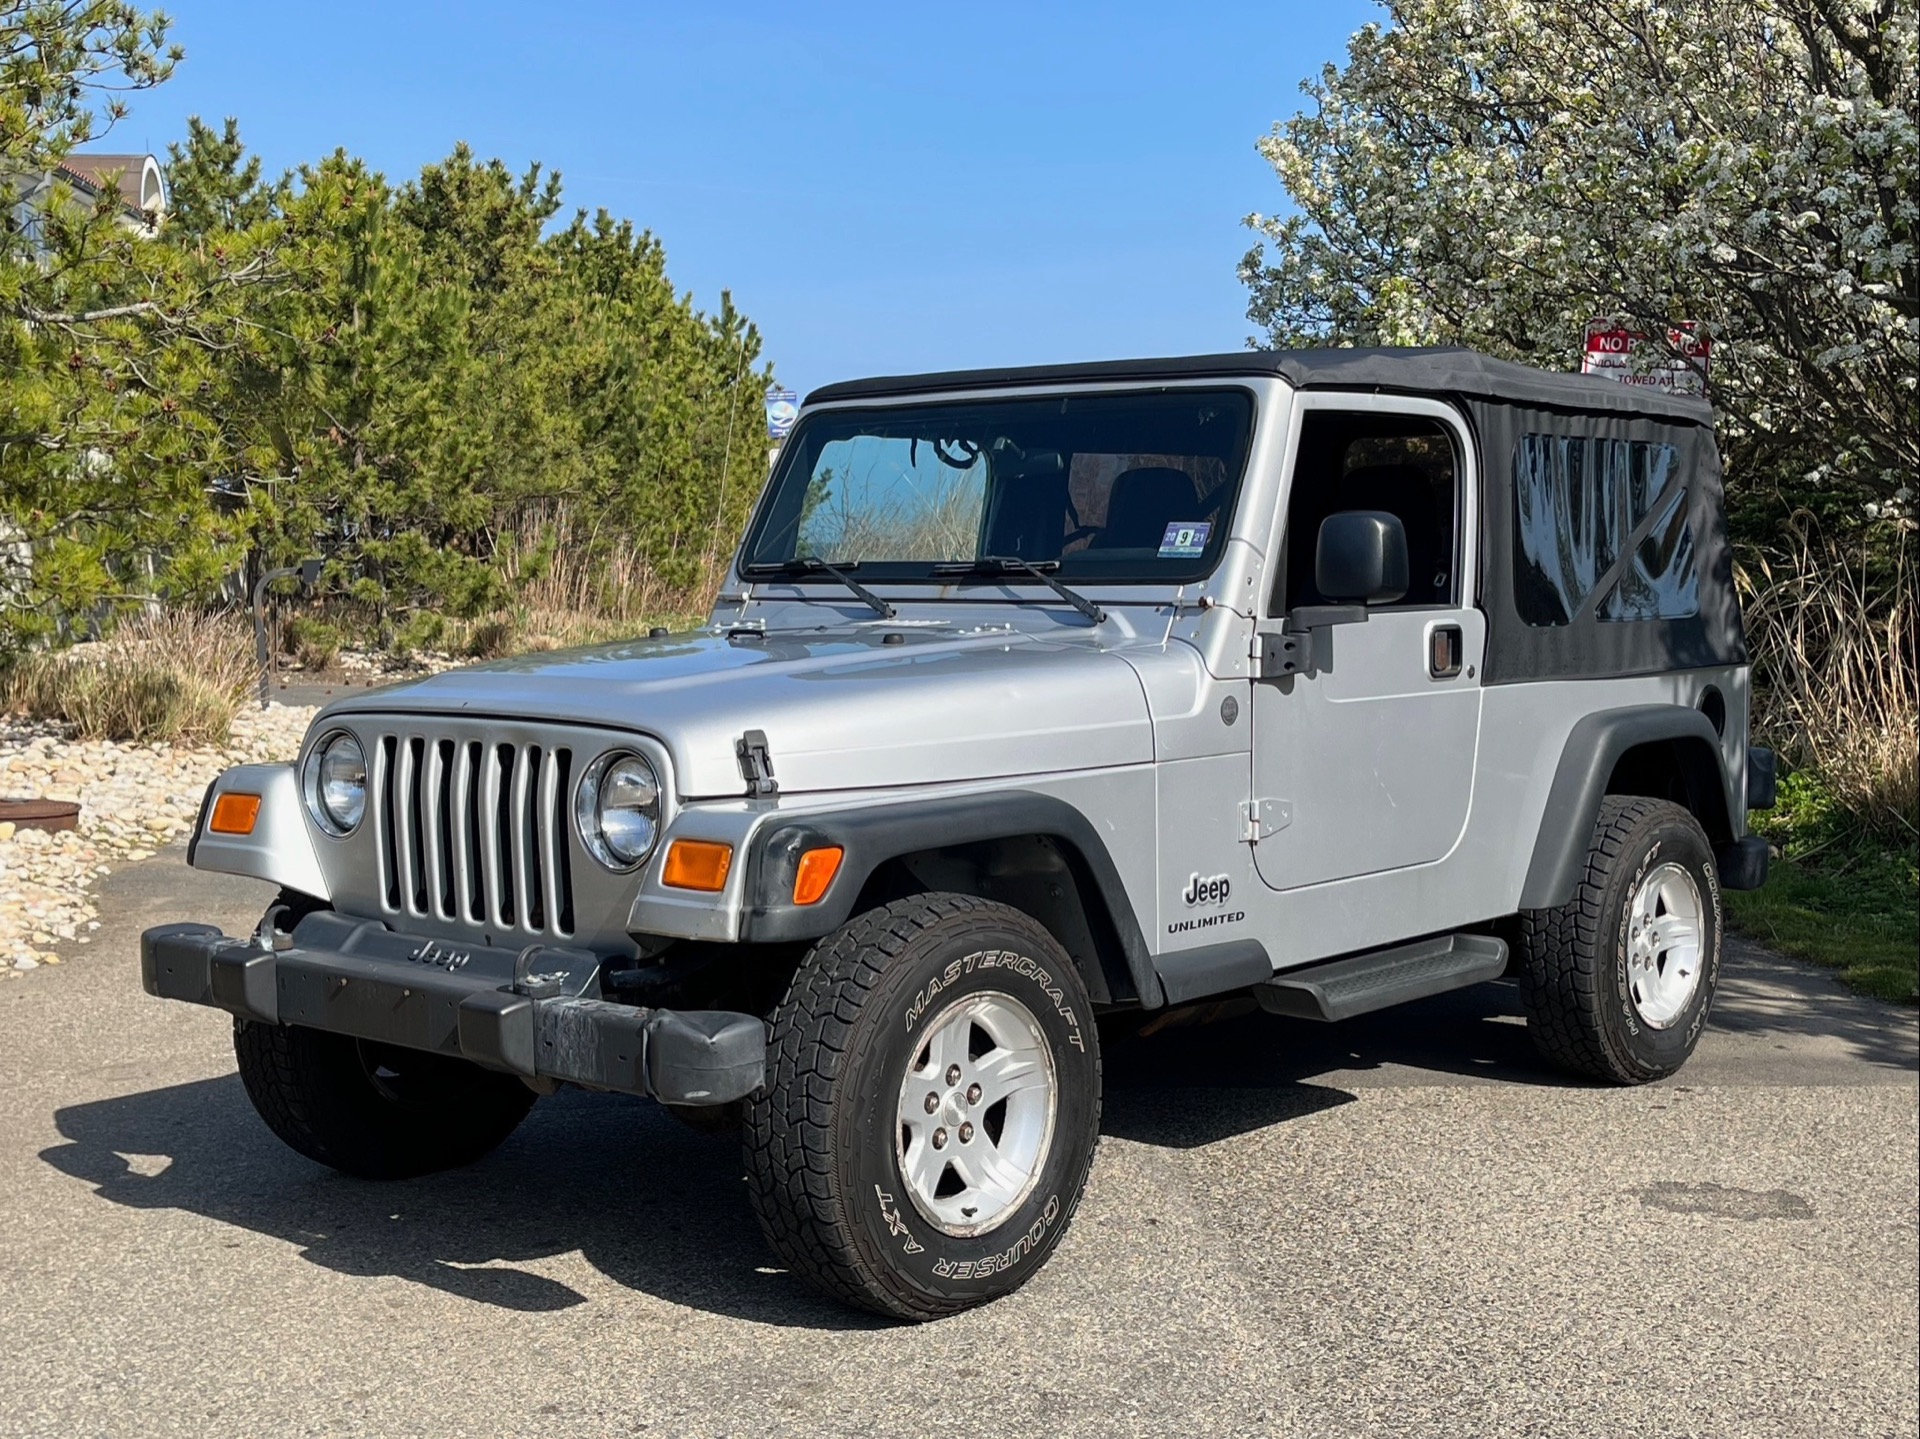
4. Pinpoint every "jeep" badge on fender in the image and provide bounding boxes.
[1182,873,1231,906]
